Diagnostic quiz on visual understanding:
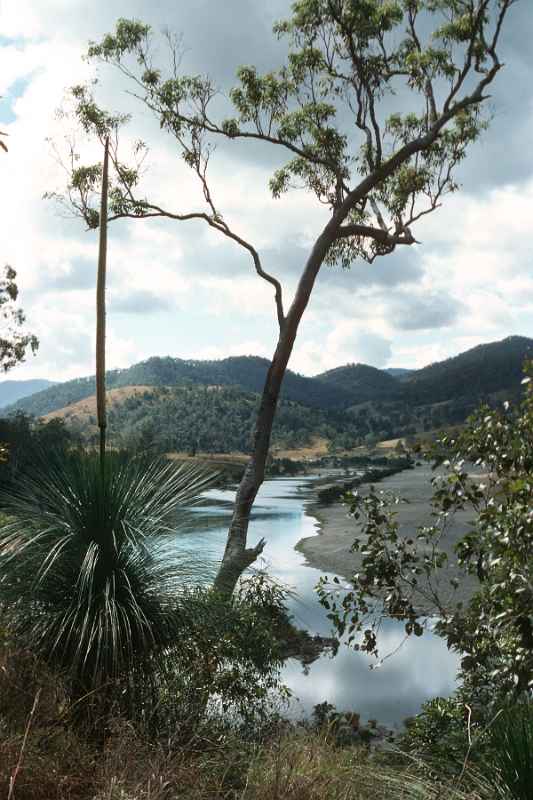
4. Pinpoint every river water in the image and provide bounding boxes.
[178,475,459,728]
